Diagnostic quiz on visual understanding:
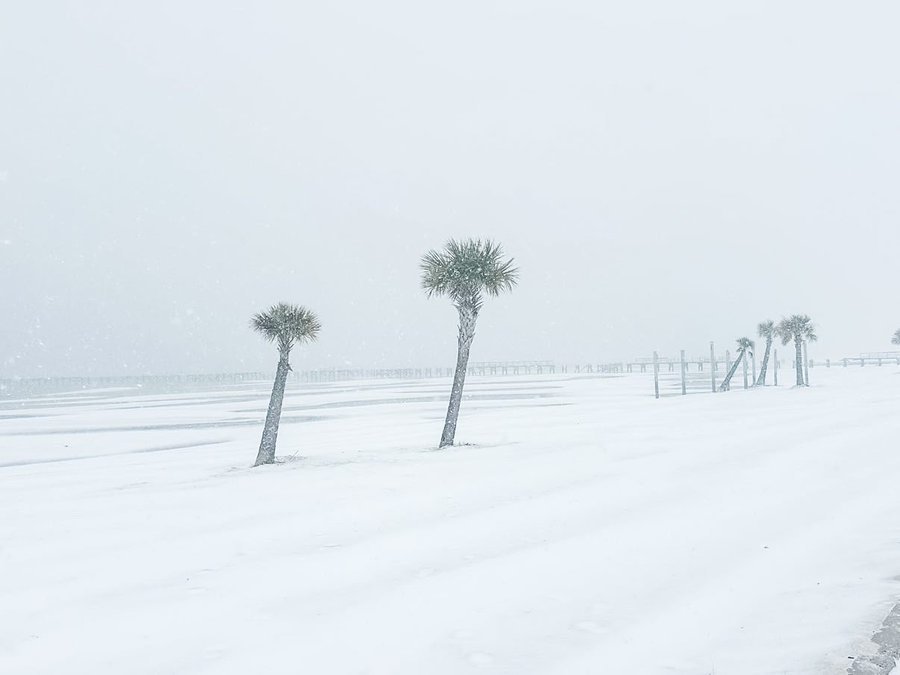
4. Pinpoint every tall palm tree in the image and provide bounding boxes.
[251,303,321,466]
[755,320,775,386]
[776,315,817,386]
[421,239,518,448]
[719,337,754,391]
[892,329,900,345]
